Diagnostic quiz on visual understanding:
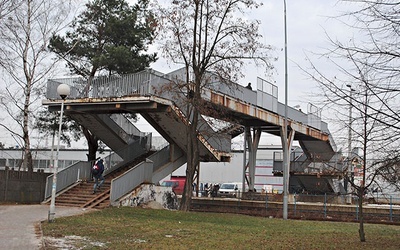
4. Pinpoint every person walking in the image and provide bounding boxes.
[92,158,105,194]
